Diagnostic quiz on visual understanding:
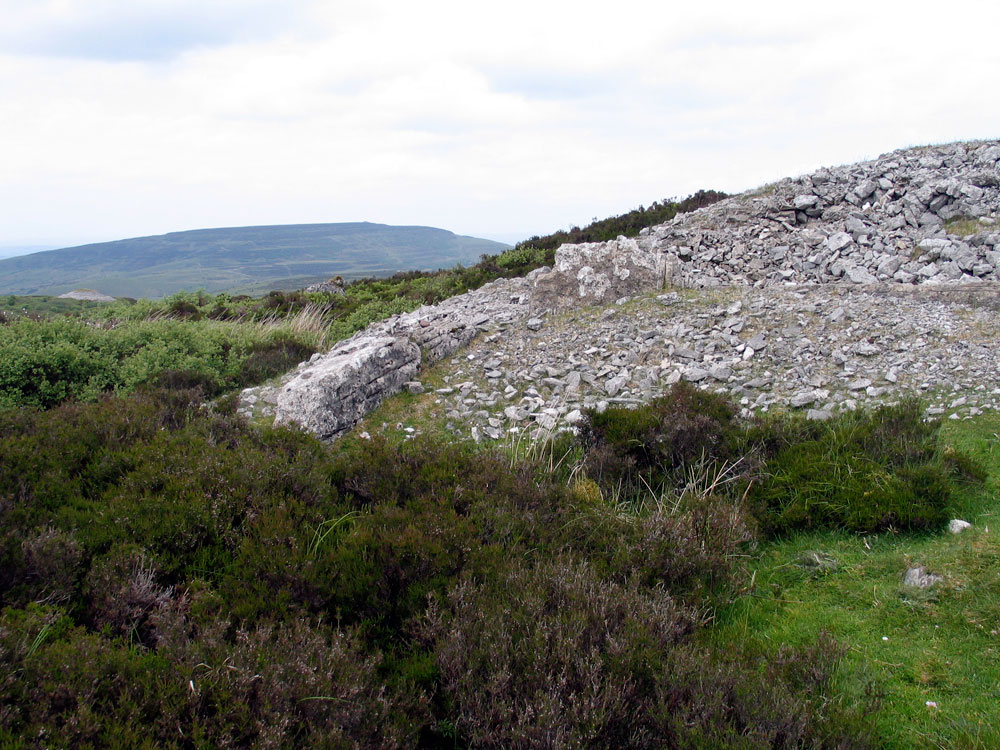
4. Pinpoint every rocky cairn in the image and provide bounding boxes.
[241,140,1000,440]
[539,140,1000,306]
